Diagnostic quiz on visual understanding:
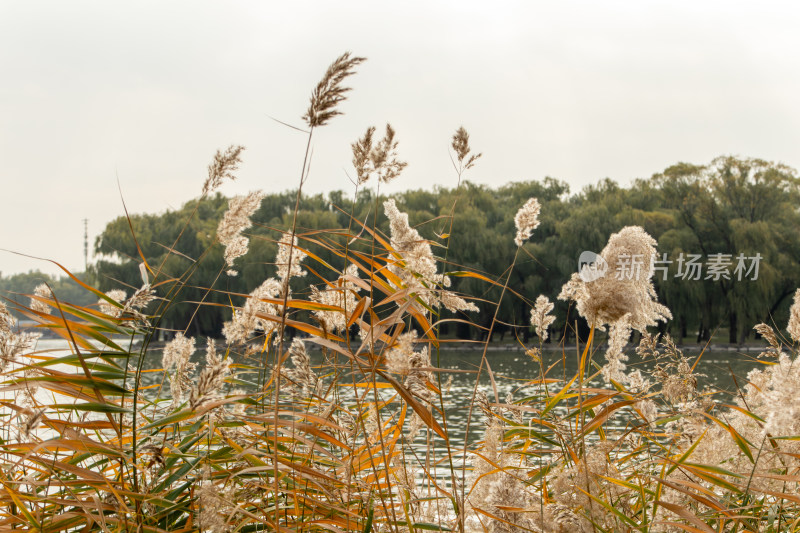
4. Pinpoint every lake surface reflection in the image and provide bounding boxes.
[32,338,772,450]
